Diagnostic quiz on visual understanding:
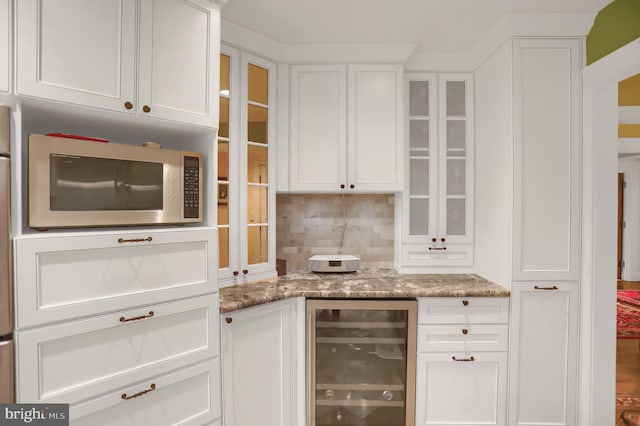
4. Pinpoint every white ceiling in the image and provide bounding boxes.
[221,0,612,53]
